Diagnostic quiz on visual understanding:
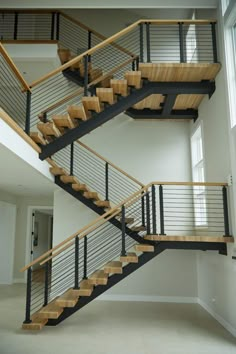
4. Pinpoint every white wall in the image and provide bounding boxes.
[53,115,198,298]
